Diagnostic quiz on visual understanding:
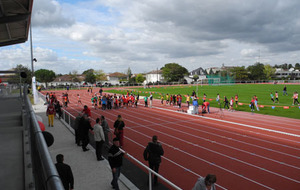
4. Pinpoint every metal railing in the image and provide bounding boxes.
[23,85,64,190]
